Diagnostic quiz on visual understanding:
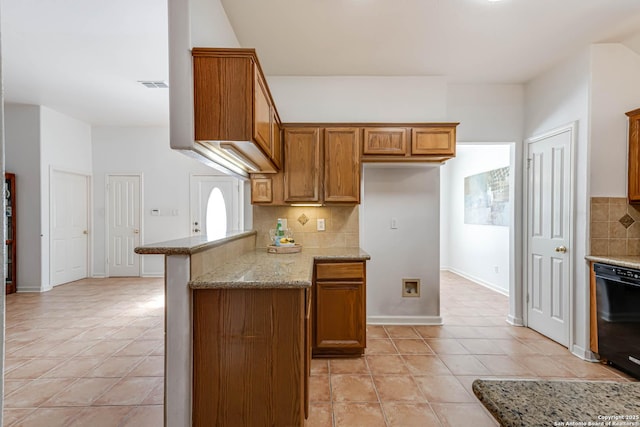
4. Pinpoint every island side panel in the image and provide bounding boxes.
[193,288,305,427]
[165,254,192,427]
